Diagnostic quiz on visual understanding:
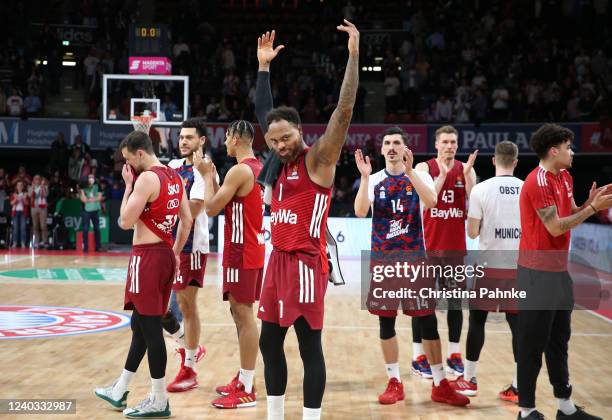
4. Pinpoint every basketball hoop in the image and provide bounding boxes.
[131,115,155,134]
